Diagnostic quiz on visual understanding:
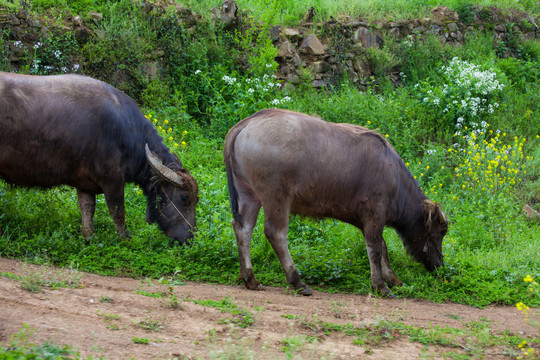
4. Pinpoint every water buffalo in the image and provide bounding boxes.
[224,109,448,296]
[0,72,198,242]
